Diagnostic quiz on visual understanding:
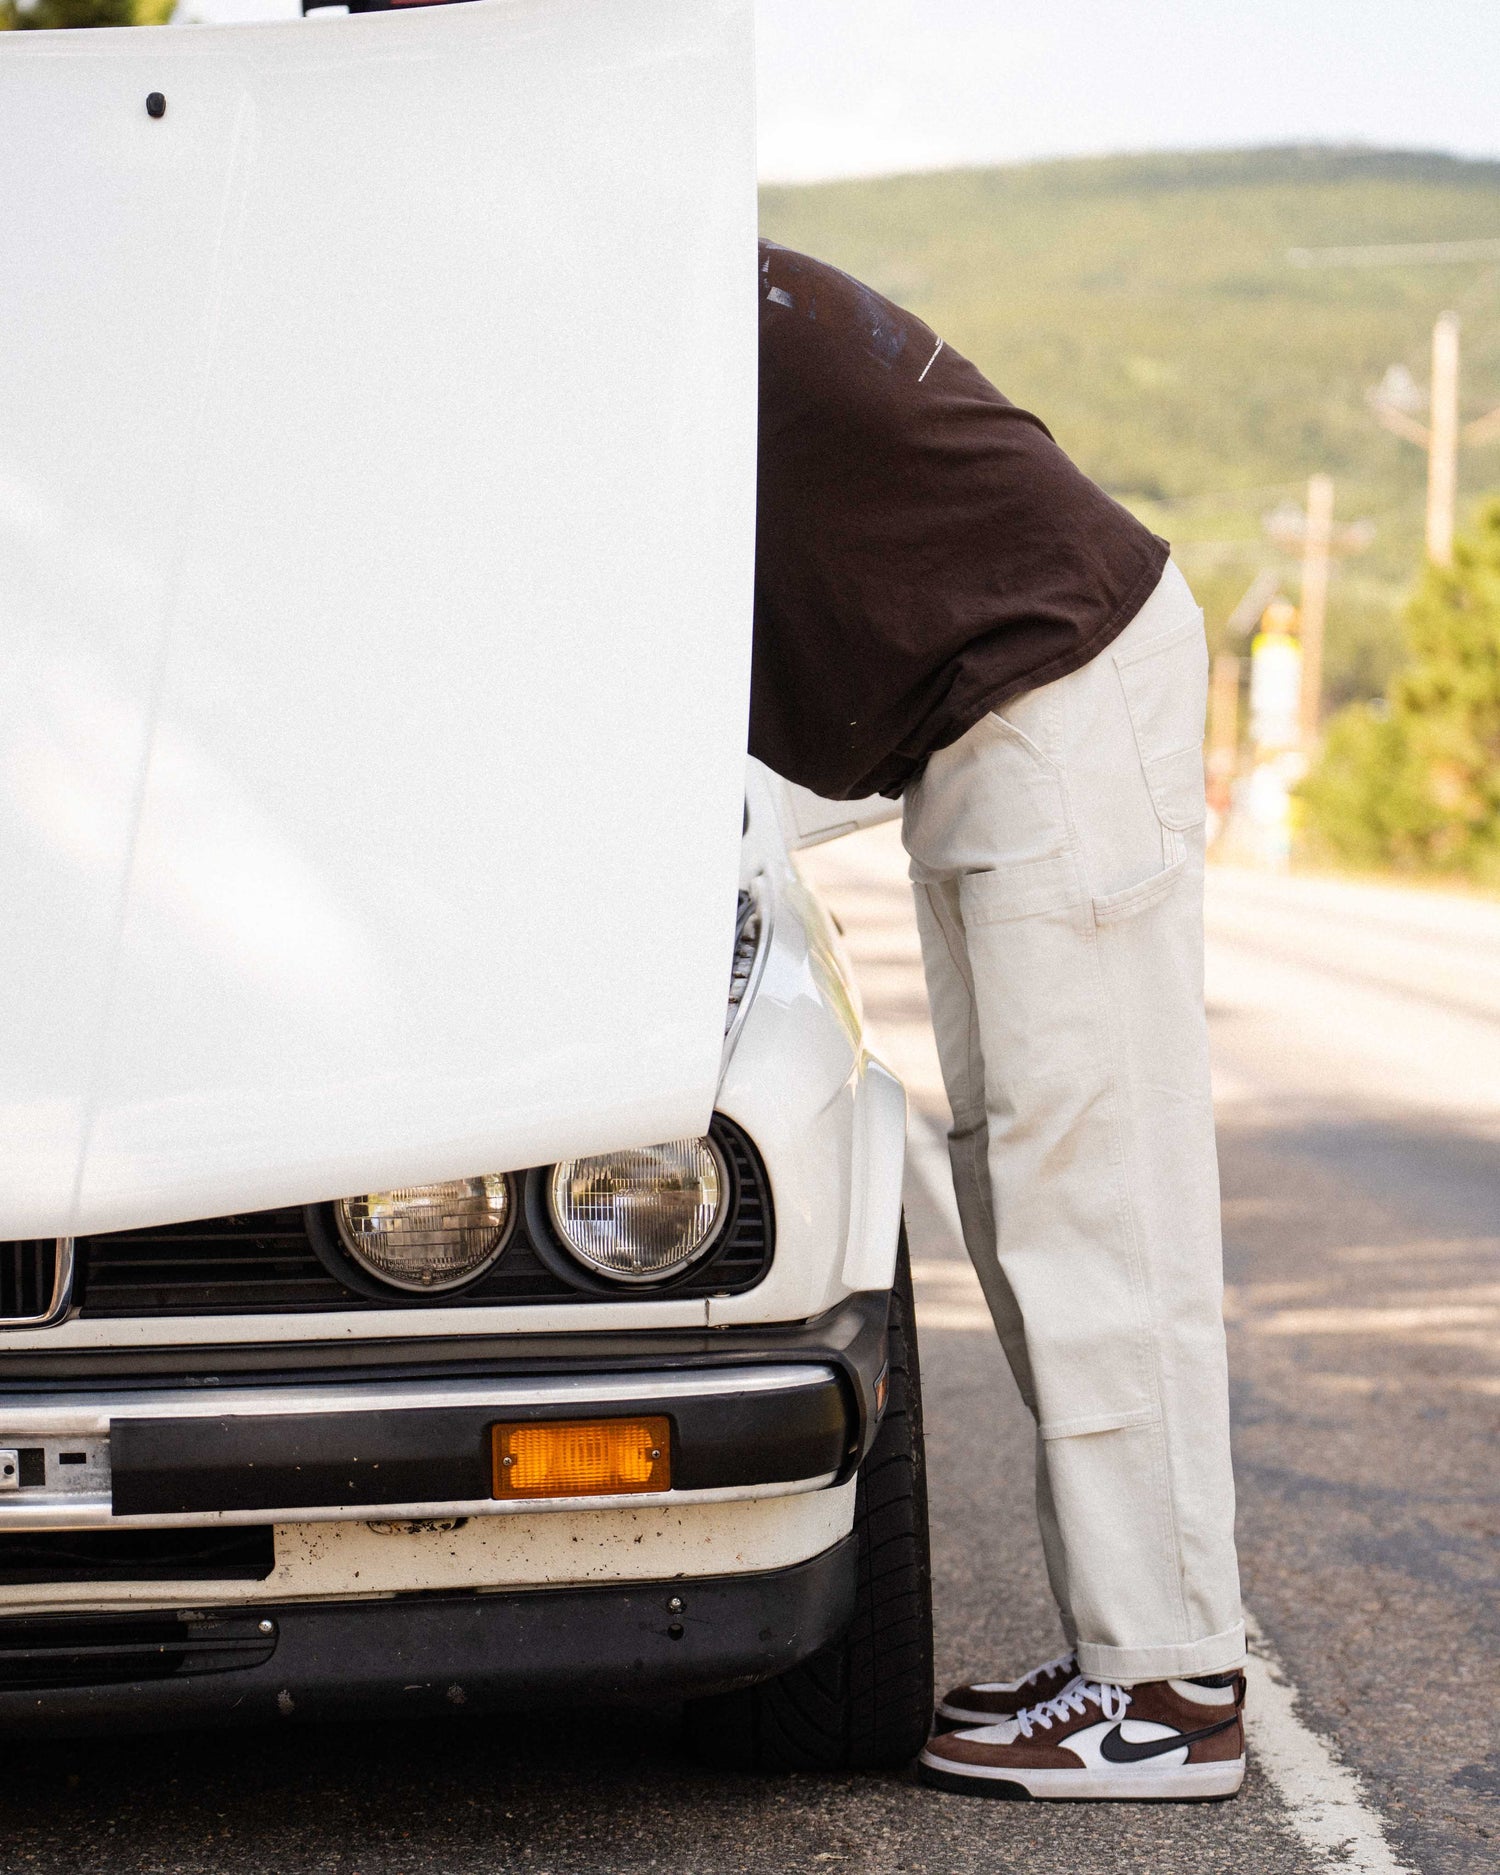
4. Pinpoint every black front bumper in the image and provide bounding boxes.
[0,1295,890,1734]
[0,1291,892,1519]
[0,1537,858,1736]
